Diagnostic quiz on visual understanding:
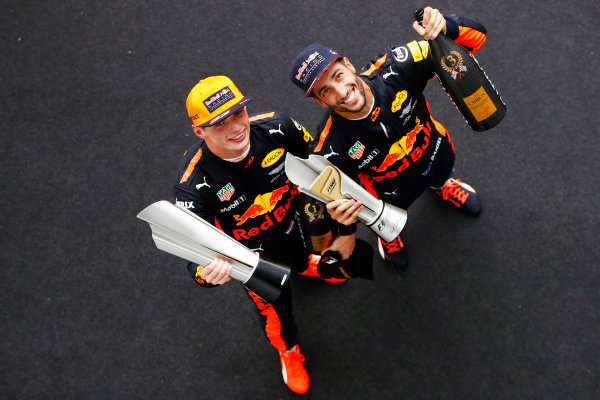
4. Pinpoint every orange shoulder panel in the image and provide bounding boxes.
[179,147,203,184]
[456,27,487,53]
[249,112,276,122]
[313,116,333,153]
[360,54,388,76]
